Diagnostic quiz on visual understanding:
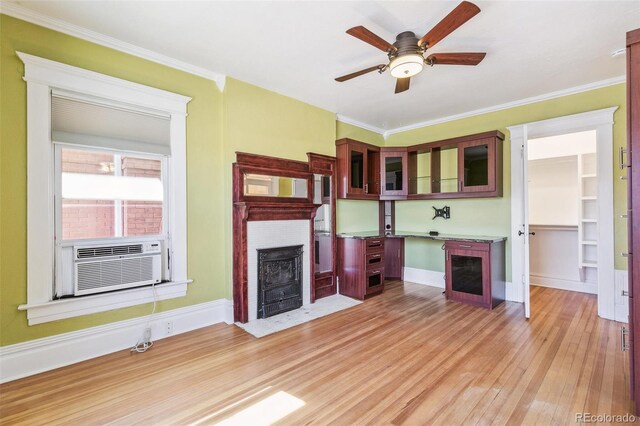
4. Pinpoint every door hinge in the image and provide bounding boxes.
[167,248,171,269]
